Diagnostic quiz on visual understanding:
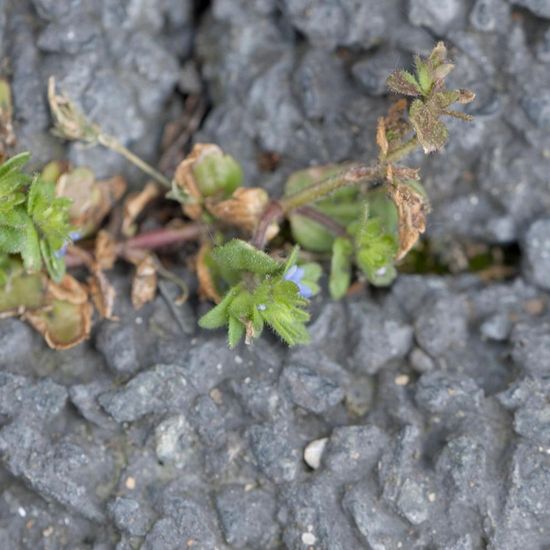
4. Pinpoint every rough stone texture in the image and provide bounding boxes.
[0,0,549,548]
